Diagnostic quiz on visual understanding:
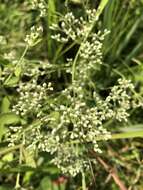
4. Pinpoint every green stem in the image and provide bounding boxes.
[15,145,23,189]
[17,45,29,65]
[0,145,21,156]
[82,171,86,190]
